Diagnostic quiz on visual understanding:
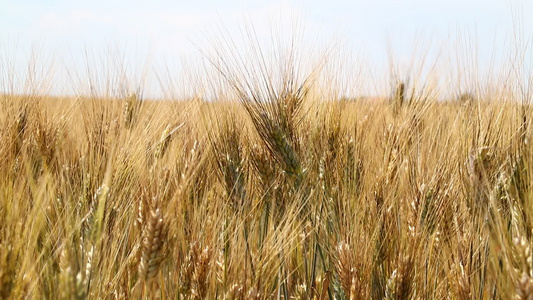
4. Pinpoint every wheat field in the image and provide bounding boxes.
[0,39,533,300]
